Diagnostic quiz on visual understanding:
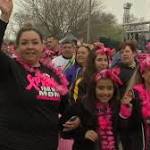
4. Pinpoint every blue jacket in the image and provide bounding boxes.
[64,64,81,86]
